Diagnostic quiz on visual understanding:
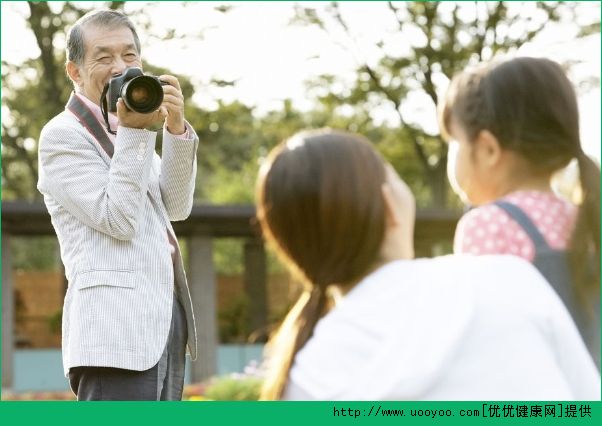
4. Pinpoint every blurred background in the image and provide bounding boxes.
[1,1,600,400]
